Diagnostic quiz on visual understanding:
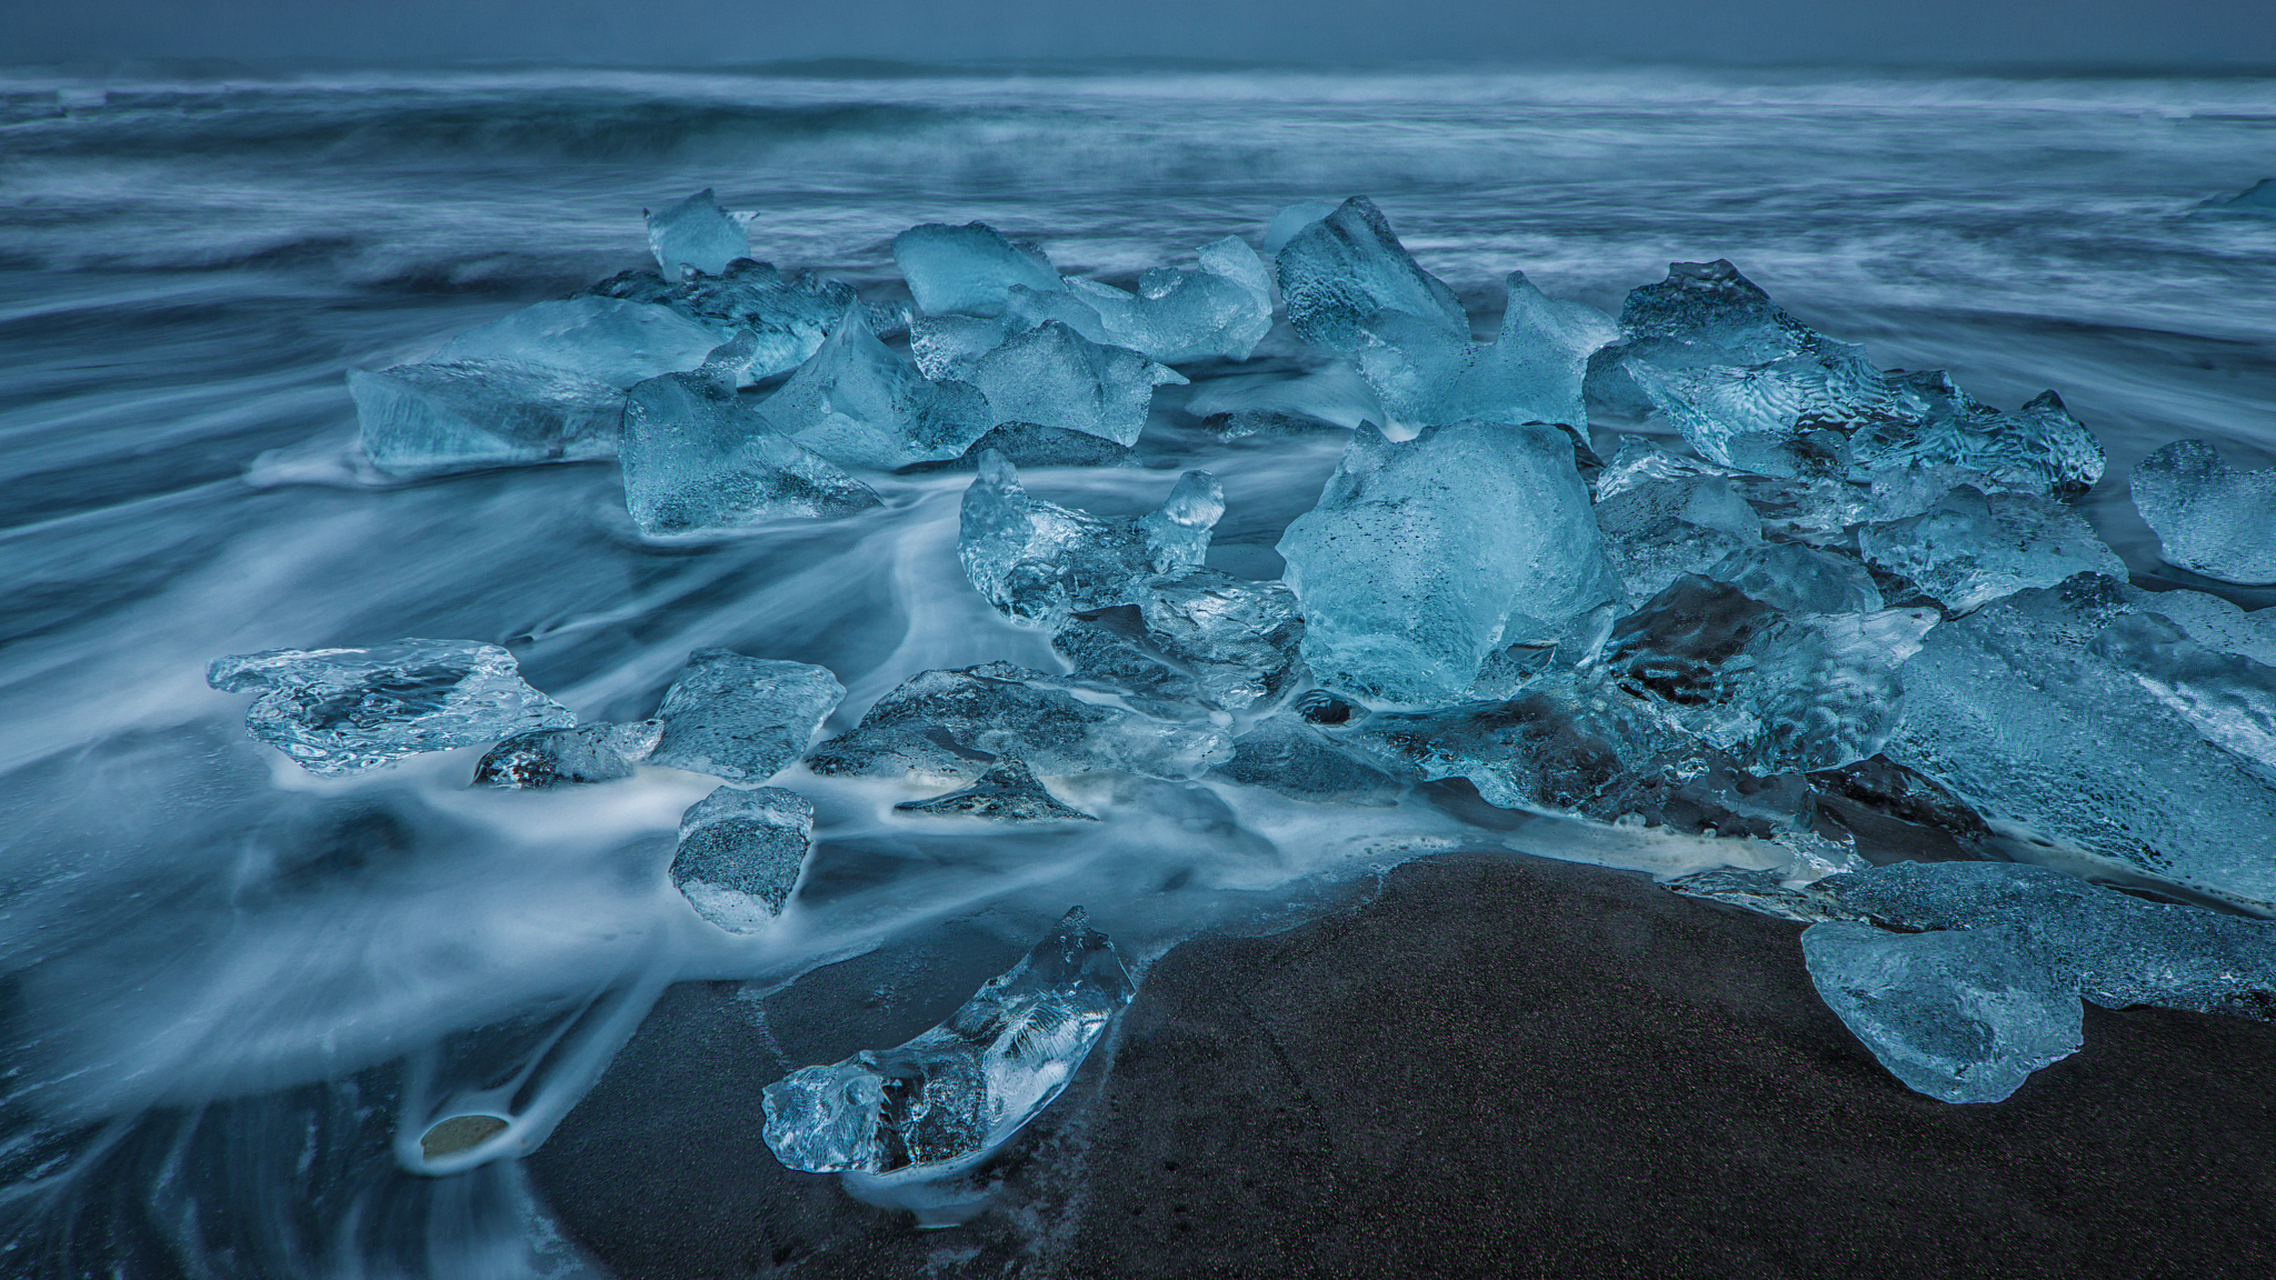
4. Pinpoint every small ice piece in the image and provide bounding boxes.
[648,648,846,783]
[621,335,879,535]
[473,720,663,788]
[578,259,897,380]
[1276,420,1620,707]
[894,758,1098,822]
[893,222,1064,318]
[1593,471,1762,607]
[930,321,1187,448]
[1024,237,1275,364]
[1885,574,2276,909]
[671,786,813,930]
[908,313,1017,381]
[428,297,724,389]
[761,907,1135,1177]
[647,188,749,279]
[1211,714,1401,806]
[1201,408,1346,441]
[1356,272,1618,431]
[760,305,996,470]
[350,360,623,477]
[1801,920,2081,1104]
[208,639,573,777]
[958,452,1223,626]
[1705,543,1884,614]
[2130,439,2276,585]
[804,662,1233,784]
[1274,196,1468,355]
[1848,373,2104,497]
[1858,485,2124,615]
